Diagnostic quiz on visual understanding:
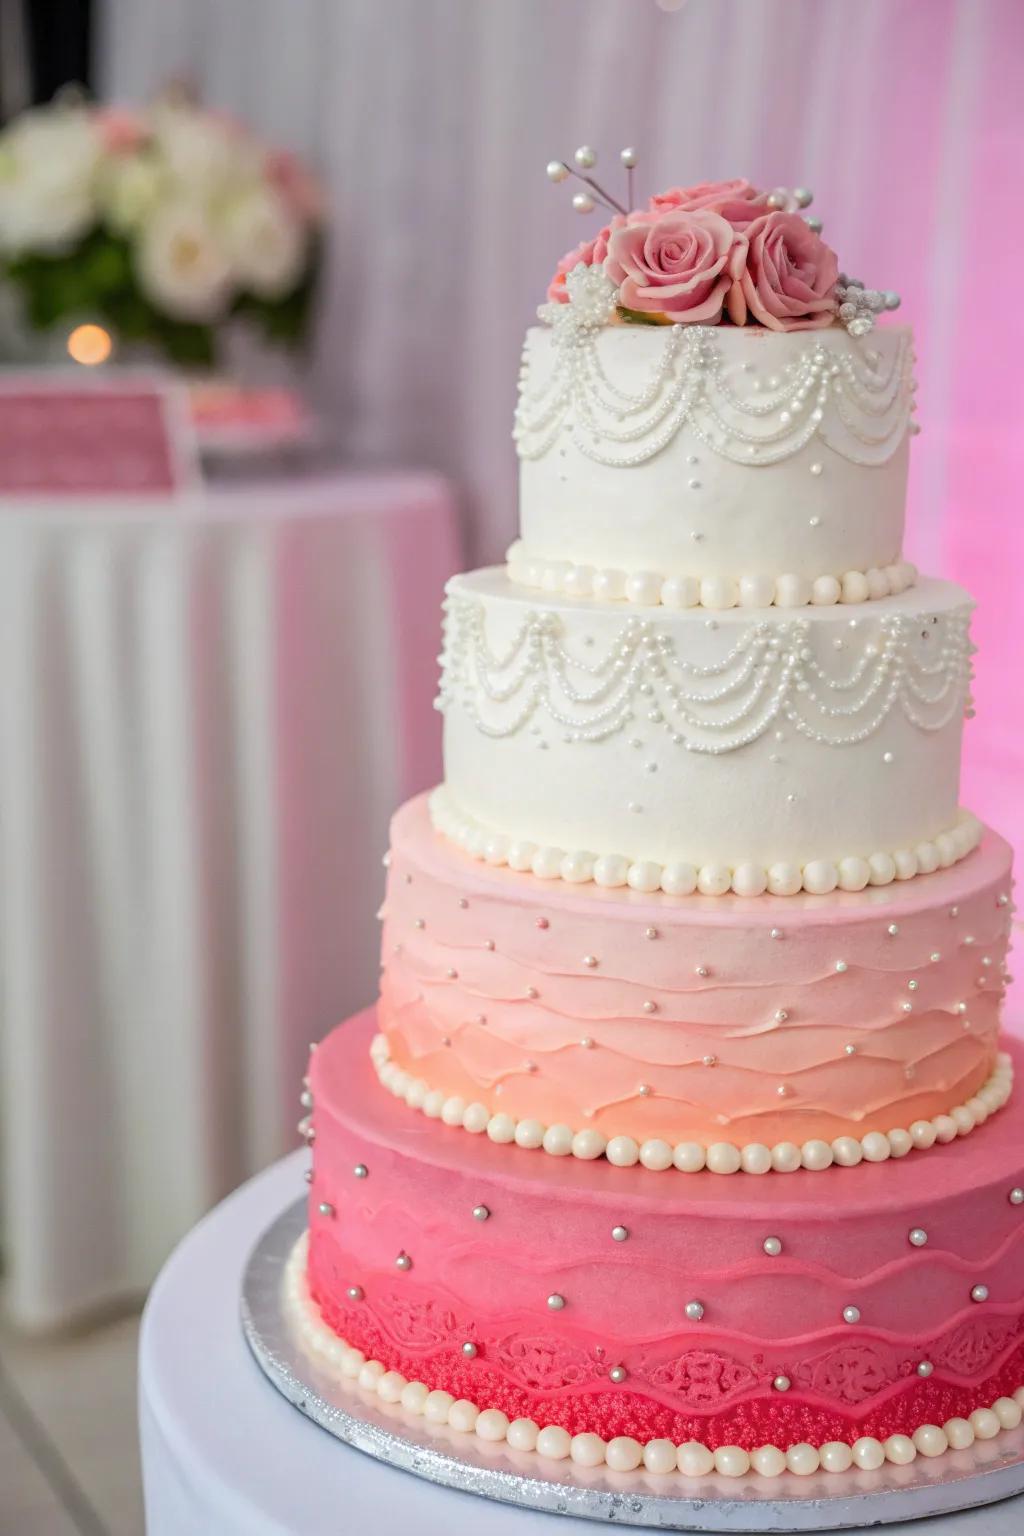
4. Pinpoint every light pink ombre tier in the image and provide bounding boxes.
[378,796,1013,1148]
[307,1012,1024,1449]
